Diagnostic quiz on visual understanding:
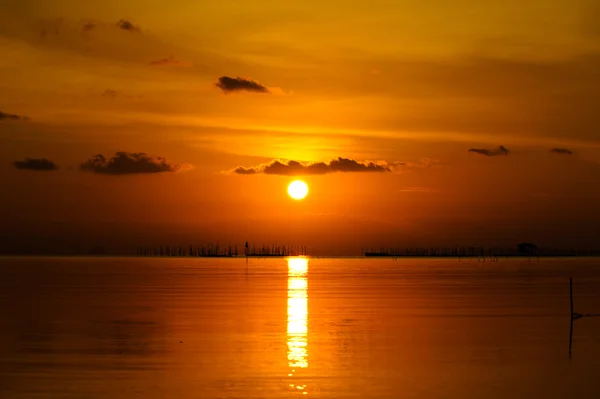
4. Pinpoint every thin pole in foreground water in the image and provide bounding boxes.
[568,277,600,359]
